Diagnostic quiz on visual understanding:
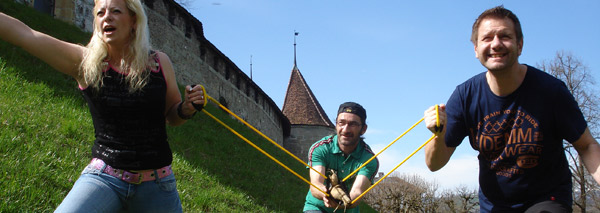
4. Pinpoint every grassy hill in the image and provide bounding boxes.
[0,1,376,212]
